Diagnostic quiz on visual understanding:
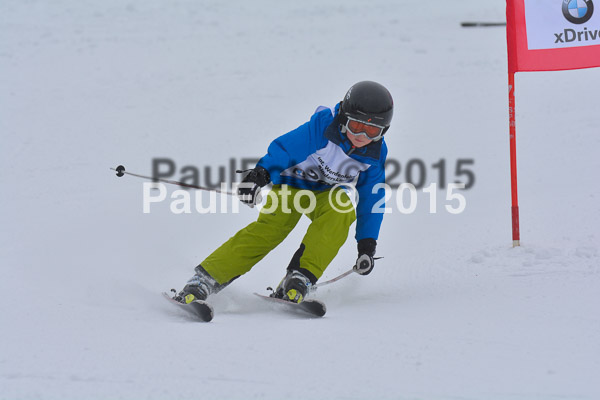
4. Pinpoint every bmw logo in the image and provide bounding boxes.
[563,0,594,24]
